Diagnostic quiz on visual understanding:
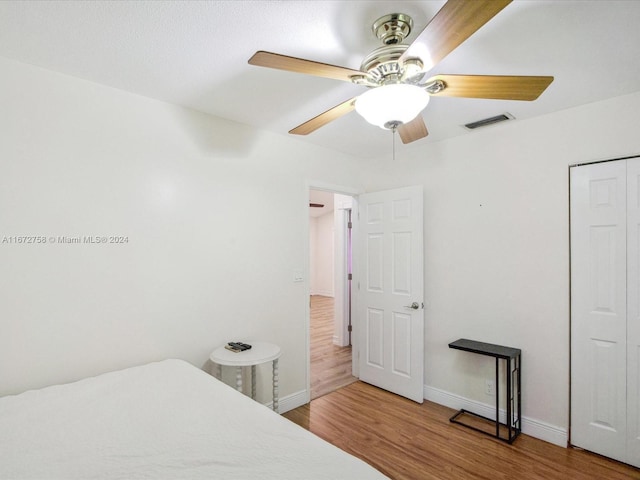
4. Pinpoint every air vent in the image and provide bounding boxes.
[464,113,514,130]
